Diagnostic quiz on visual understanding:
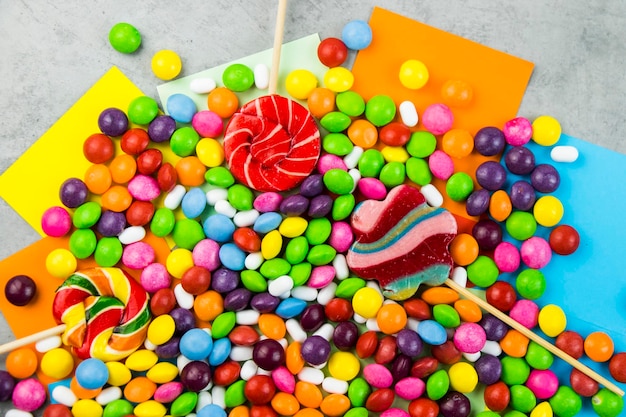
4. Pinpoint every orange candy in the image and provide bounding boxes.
[70,377,102,399]
[441,128,474,158]
[270,392,300,416]
[175,156,207,186]
[319,393,351,417]
[306,87,336,119]
[100,185,132,212]
[258,314,286,340]
[229,405,250,417]
[421,287,459,305]
[454,299,482,322]
[294,409,324,417]
[490,190,513,222]
[207,87,239,119]
[376,303,407,335]
[450,233,479,266]
[193,290,224,322]
[286,342,305,375]
[123,376,156,403]
[6,347,38,379]
[500,329,530,358]
[584,331,614,362]
[441,79,474,107]
[84,163,112,194]
[109,154,137,184]
[294,381,323,409]
[347,118,378,148]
